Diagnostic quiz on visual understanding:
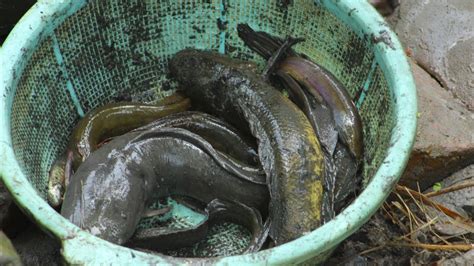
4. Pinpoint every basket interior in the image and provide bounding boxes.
[10,0,394,257]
